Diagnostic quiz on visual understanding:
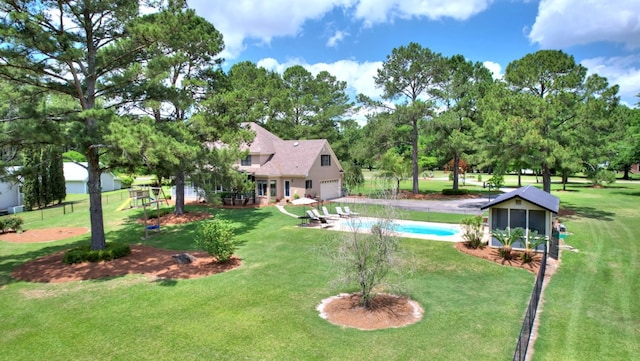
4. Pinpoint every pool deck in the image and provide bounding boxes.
[327,216,463,242]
